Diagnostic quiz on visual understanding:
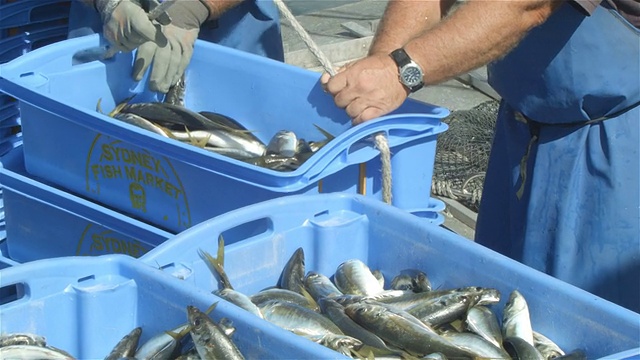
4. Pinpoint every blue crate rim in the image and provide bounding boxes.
[0,34,450,192]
